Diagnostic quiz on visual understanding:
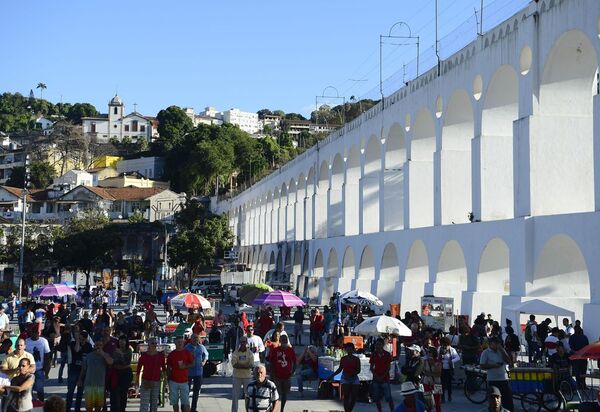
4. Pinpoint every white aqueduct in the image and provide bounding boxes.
[214,0,600,338]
